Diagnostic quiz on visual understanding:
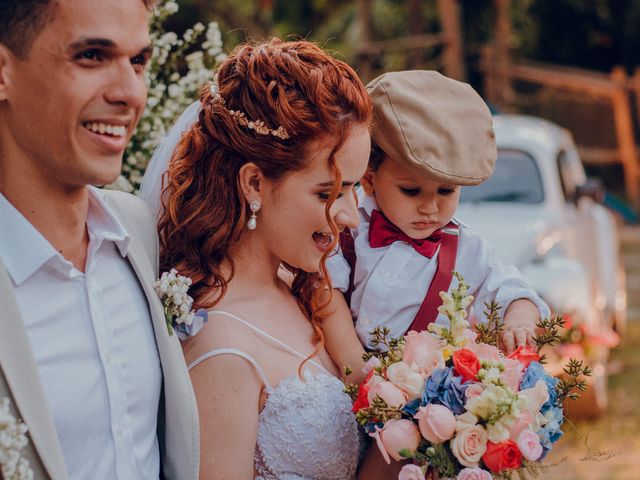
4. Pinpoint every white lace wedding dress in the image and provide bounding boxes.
[187,311,361,479]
